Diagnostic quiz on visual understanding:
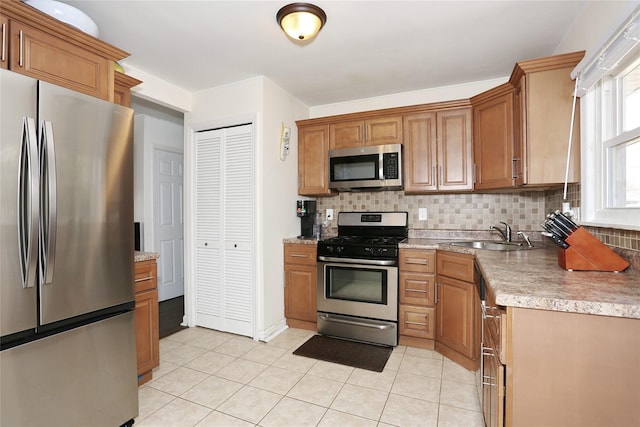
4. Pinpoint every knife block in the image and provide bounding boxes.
[558,227,630,272]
